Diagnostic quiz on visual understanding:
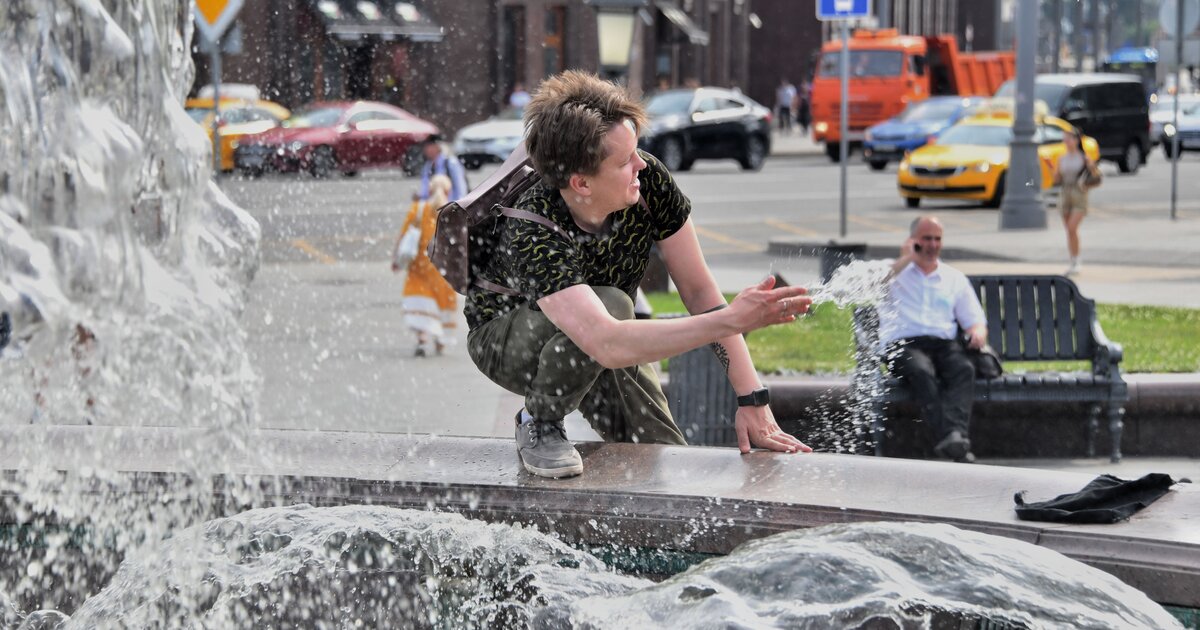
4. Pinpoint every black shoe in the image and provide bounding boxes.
[514,412,583,479]
[934,430,971,461]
